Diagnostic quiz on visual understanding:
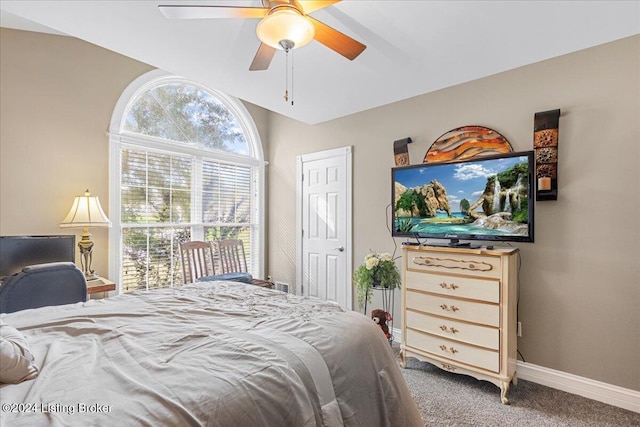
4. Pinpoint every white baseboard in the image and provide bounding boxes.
[393,327,639,413]
[517,361,640,414]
